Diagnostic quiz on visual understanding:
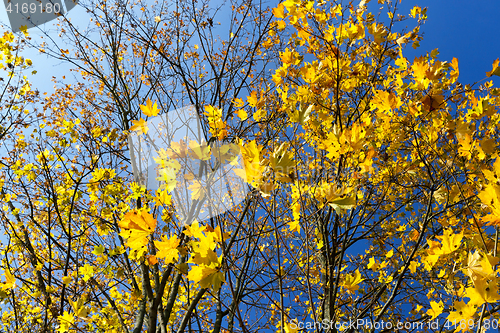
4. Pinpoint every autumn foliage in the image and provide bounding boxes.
[2,0,500,332]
